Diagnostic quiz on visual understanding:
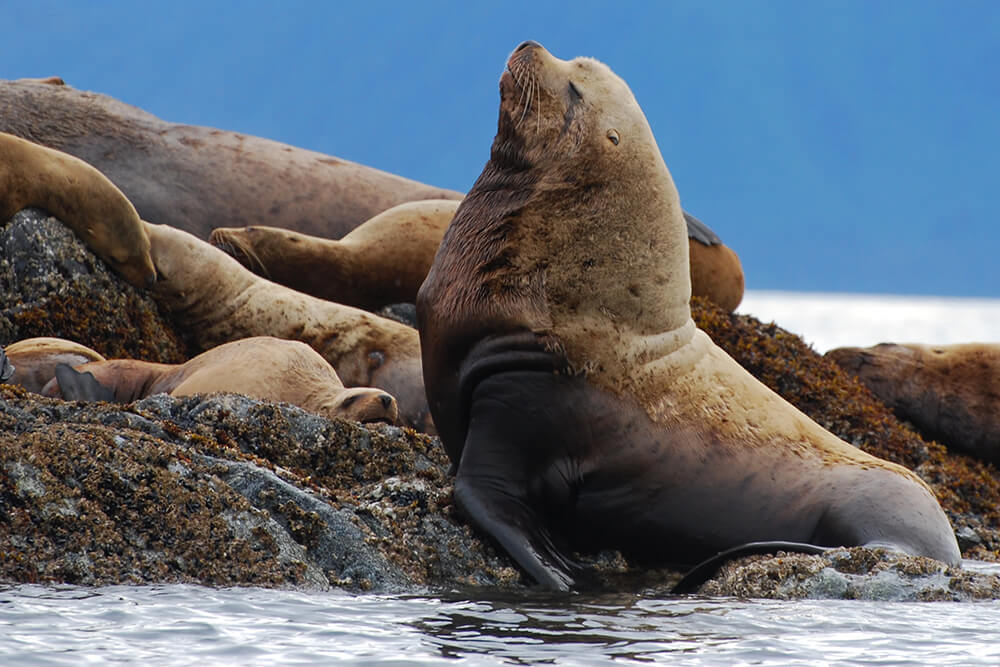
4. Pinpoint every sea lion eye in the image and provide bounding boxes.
[607,129,620,146]
[568,81,583,104]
